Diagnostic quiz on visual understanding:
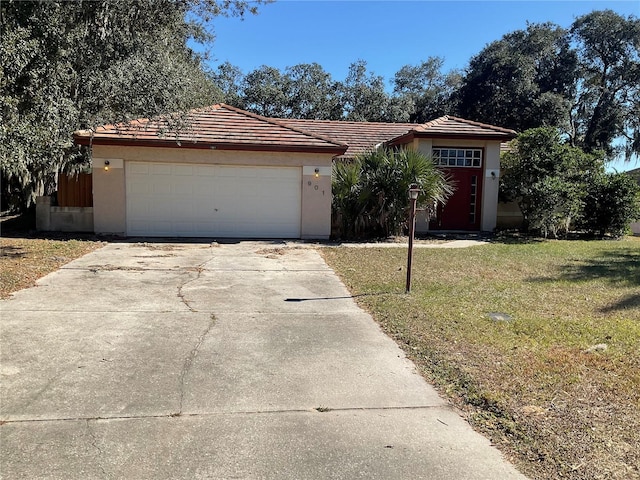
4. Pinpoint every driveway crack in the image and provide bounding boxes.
[176,266,204,312]
[177,314,216,415]
[176,251,216,312]
[2,404,450,425]
[85,419,111,479]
